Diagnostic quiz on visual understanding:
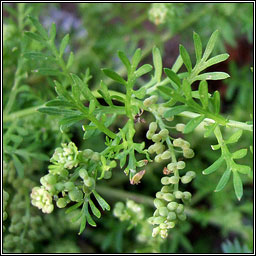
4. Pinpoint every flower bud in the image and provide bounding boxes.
[175,204,184,214]
[167,162,177,171]
[84,177,95,188]
[167,201,178,211]
[173,138,183,147]
[153,216,165,224]
[149,122,158,133]
[147,216,155,225]
[167,212,176,221]
[64,181,75,191]
[83,149,94,158]
[162,193,175,202]
[166,221,175,229]
[152,134,161,142]
[146,130,154,140]
[160,185,172,193]
[161,150,171,160]
[182,191,192,201]
[159,129,169,139]
[160,229,168,239]
[156,191,164,199]
[143,95,158,107]
[161,177,170,185]
[159,223,168,229]
[186,171,196,178]
[56,198,67,208]
[177,212,187,221]
[152,226,160,237]
[175,123,185,132]
[148,145,156,154]
[91,152,101,161]
[177,161,186,170]
[159,206,169,217]
[44,174,57,185]
[154,198,165,208]
[158,106,167,116]
[183,148,194,158]
[68,189,83,202]
[165,116,174,121]
[79,169,88,180]
[181,175,192,184]
[155,154,162,163]
[173,191,183,199]
[169,176,179,184]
